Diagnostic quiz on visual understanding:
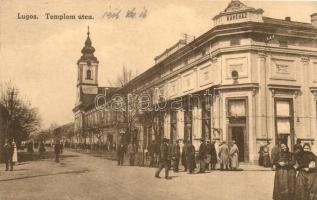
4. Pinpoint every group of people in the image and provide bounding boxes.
[154,138,241,179]
[117,142,137,166]
[273,139,317,200]
[3,139,18,171]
